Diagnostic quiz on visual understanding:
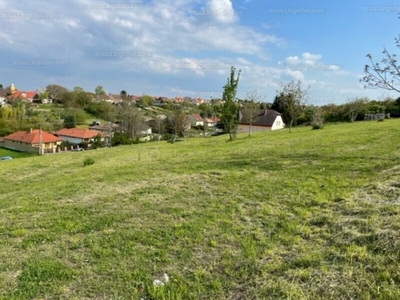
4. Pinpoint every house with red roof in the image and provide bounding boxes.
[54,128,108,145]
[9,91,38,102]
[189,114,220,128]
[189,114,204,127]
[3,129,61,153]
